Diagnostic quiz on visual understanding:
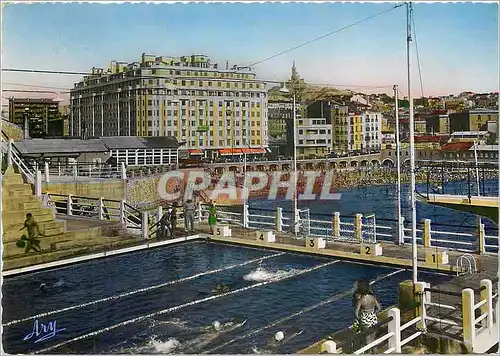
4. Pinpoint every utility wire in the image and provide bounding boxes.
[243,2,406,69]
[411,5,425,101]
